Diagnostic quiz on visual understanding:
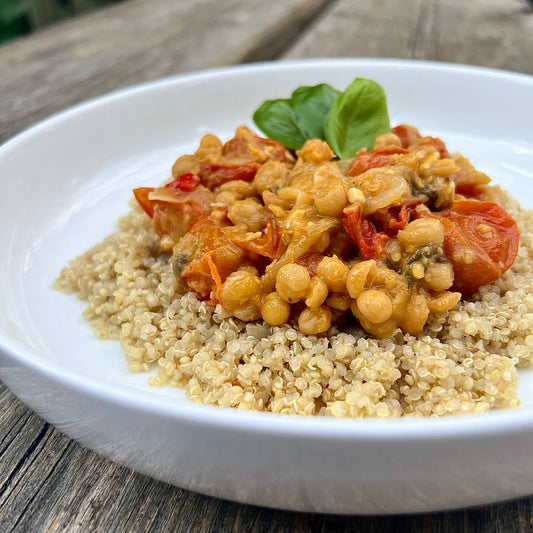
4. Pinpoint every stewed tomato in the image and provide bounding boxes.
[435,201,520,295]
[347,147,409,177]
